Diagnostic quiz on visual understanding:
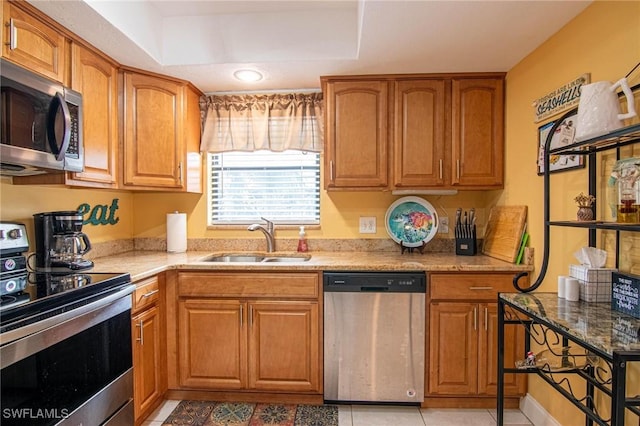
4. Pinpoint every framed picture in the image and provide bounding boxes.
[537,111,584,175]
